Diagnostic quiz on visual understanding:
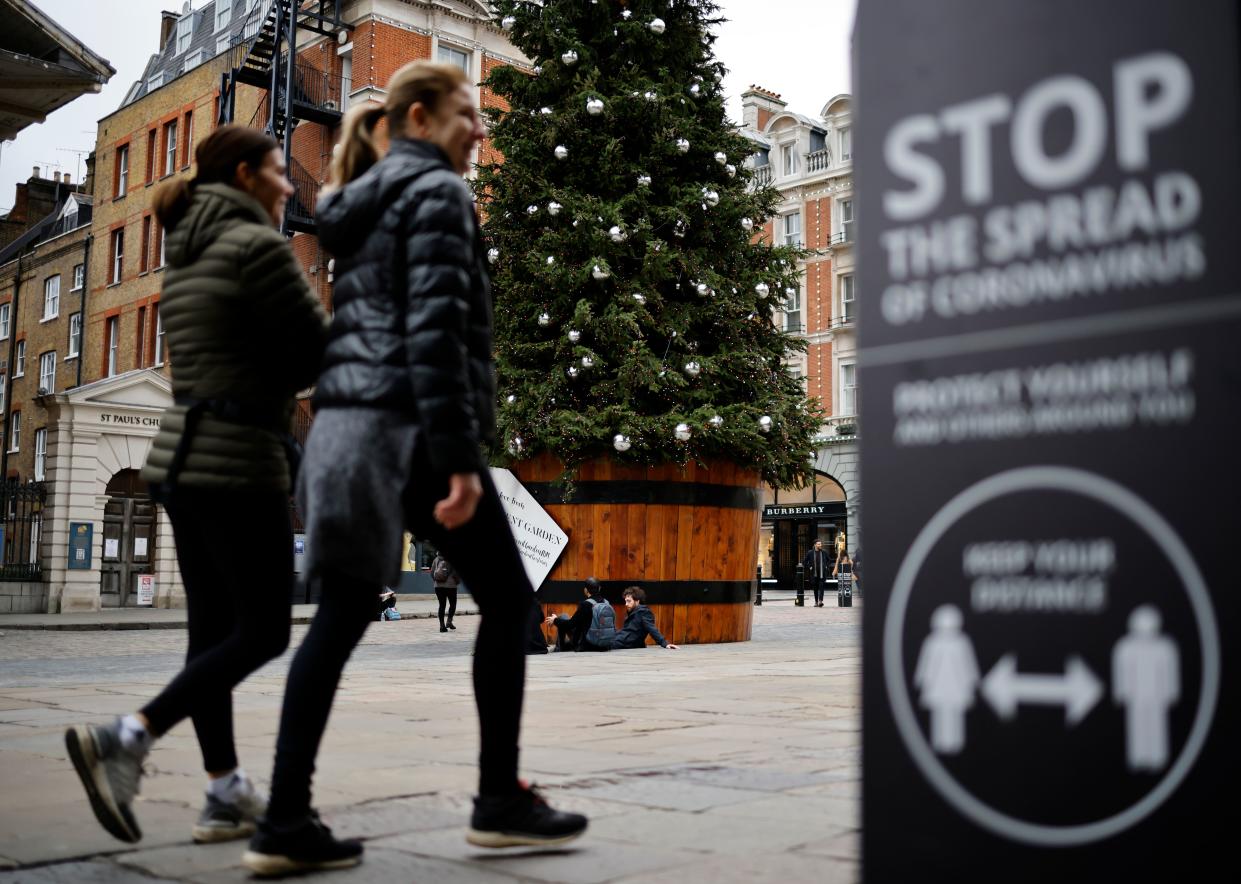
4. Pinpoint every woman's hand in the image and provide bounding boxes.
[434,472,483,530]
